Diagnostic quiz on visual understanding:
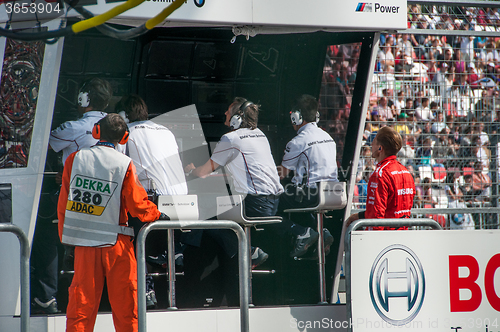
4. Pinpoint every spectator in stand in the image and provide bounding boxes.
[397,33,415,63]
[394,91,406,114]
[474,36,488,60]
[337,64,351,94]
[486,62,500,84]
[431,111,449,134]
[374,96,394,121]
[485,42,499,67]
[405,98,415,113]
[382,88,396,111]
[406,110,421,136]
[393,112,411,135]
[461,36,475,64]
[415,97,434,121]
[428,38,443,61]
[434,128,454,164]
[471,135,490,171]
[369,110,381,132]
[396,133,415,167]
[427,61,438,83]
[472,161,492,201]
[472,122,490,147]
[377,41,395,73]
[475,90,495,118]
[454,49,466,74]
[466,62,480,90]
[416,136,434,165]
[445,173,475,230]
[432,62,448,94]
[444,72,456,95]
[437,47,454,67]
[422,177,436,207]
